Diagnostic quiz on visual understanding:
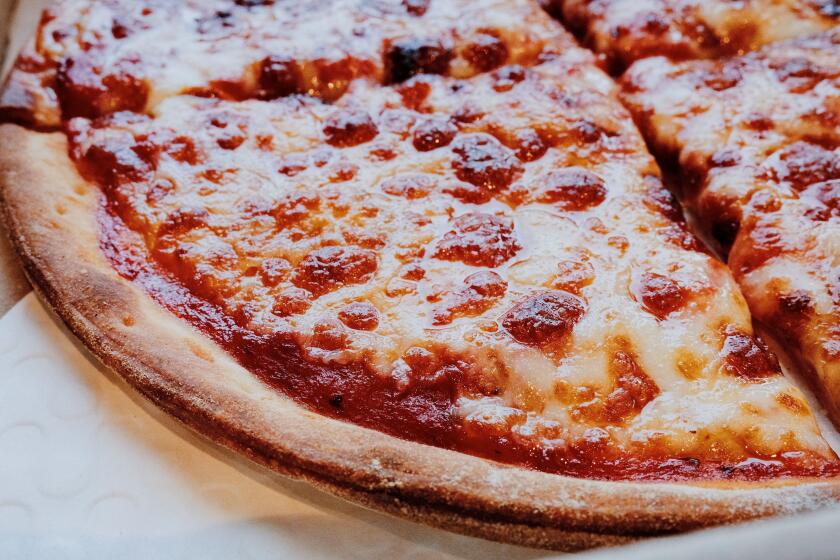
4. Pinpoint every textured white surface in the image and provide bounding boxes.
[0,294,551,560]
